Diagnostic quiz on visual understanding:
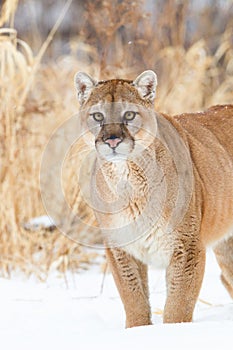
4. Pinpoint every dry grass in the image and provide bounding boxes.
[0,0,18,27]
[0,0,232,278]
